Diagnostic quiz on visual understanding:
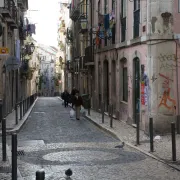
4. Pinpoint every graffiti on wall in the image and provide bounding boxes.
[158,53,180,71]
[158,73,176,112]
[141,65,149,106]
